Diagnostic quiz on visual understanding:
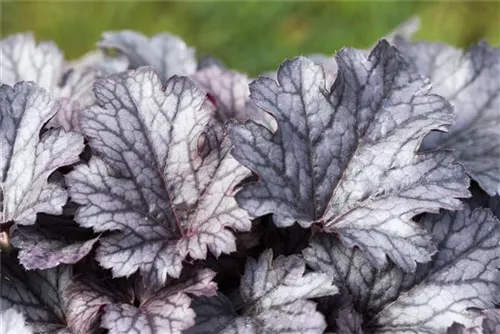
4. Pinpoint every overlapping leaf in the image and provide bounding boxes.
[191,65,275,128]
[63,274,132,334]
[47,65,99,131]
[99,30,197,82]
[10,215,99,270]
[0,82,84,226]
[186,249,338,334]
[0,33,99,131]
[304,204,500,333]
[0,33,64,91]
[394,38,500,196]
[0,253,113,334]
[68,50,129,76]
[102,269,216,334]
[67,67,252,287]
[0,253,148,334]
[230,41,470,272]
